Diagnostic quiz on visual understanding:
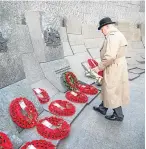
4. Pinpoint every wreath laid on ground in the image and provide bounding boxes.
[62,71,98,95]
[65,91,88,103]
[48,100,76,116]
[88,59,103,77]
[20,140,55,149]
[33,88,50,104]
[9,97,38,129]
[77,84,98,95]
[62,71,78,90]
[0,132,13,149]
[36,116,70,140]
